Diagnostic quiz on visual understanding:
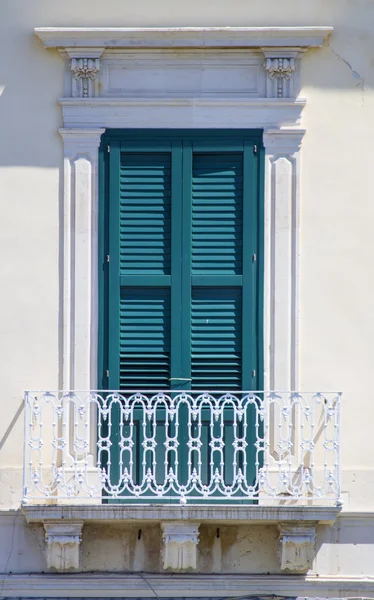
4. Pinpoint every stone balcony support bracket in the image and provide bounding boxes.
[43,520,84,572]
[161,521,200,572]
[278,522,316,573]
